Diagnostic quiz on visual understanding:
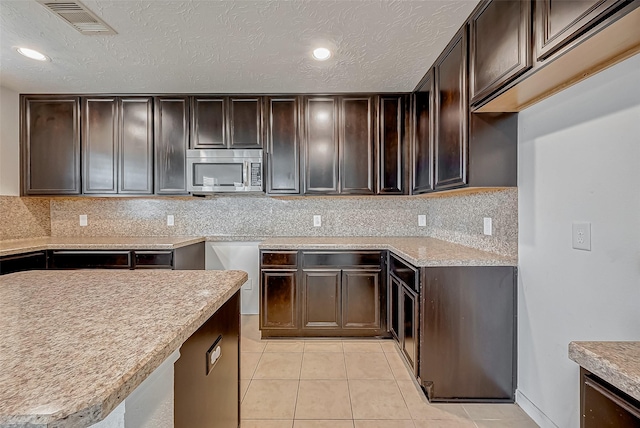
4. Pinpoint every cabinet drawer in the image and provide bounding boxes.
[0,251,47,275]
[261,251,298,267]
[582,370,640,427]
[303,251,382,268]
[389,254,419,292]
[49,250,132,269]
[134,251,173,269]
